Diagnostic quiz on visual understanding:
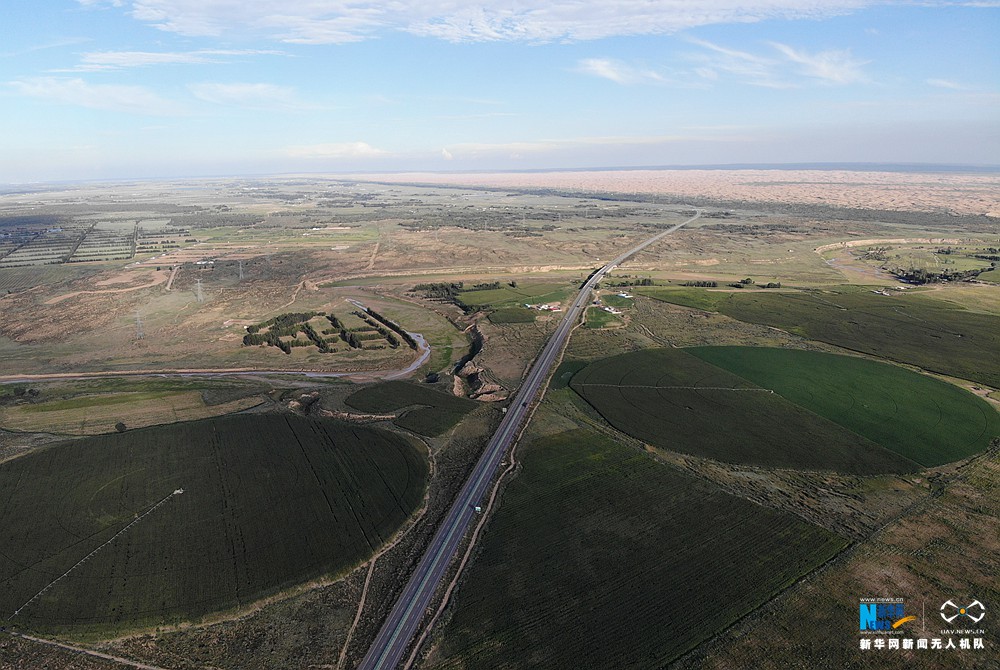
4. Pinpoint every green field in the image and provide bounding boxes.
[428,429,848,670]
[458,281,571,310]
[549,360,589,389]
[978,269,1000,283]
[584,306,622,329]
[571,348,922,473]
[0,414,427,634]
[599,293,634,308]
[487,307,536,324]
[344,380,478,436]
[635,285,1000,387]
[688,347,999,467]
